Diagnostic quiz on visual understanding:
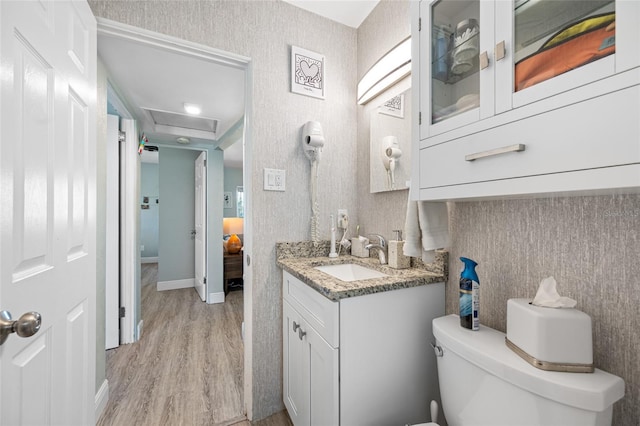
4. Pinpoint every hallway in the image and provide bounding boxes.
[98,263,245,425]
